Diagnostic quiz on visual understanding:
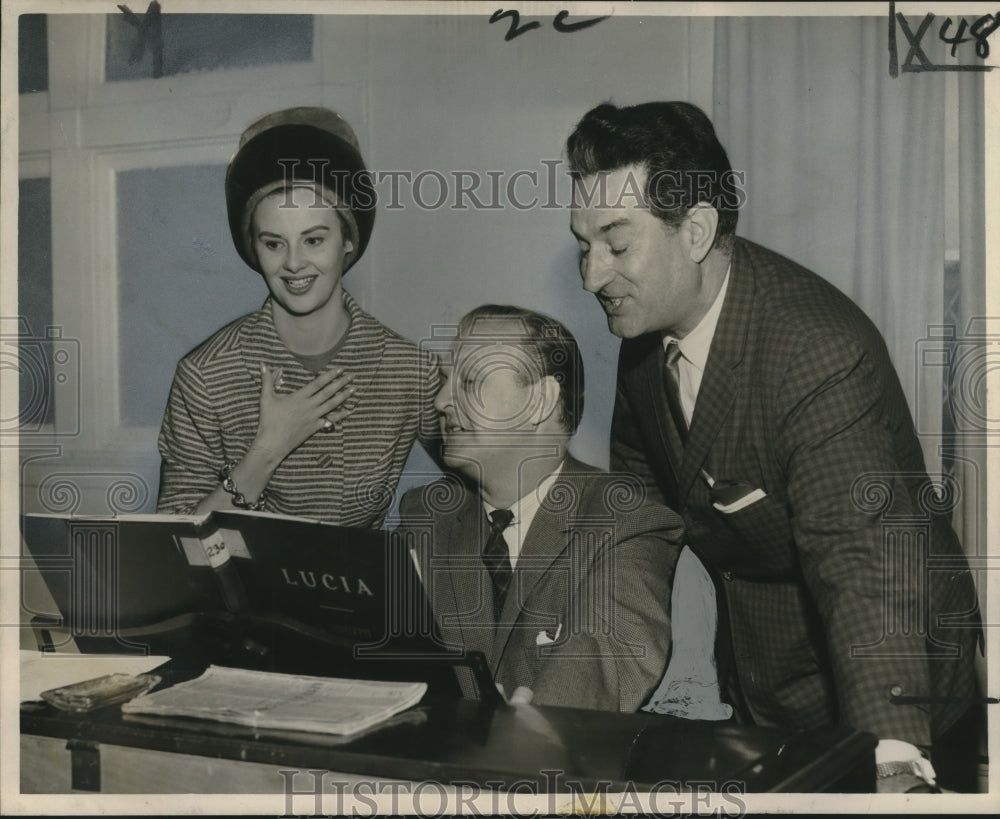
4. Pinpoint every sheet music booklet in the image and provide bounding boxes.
[20,508,439,662]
